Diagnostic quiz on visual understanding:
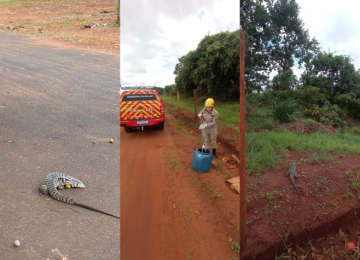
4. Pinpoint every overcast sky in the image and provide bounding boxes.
[120,0,239,88]
[287,0,360,80]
